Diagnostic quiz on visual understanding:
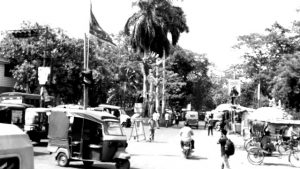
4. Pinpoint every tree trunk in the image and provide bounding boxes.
[161,51,166,115]
[155,58,160,113]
